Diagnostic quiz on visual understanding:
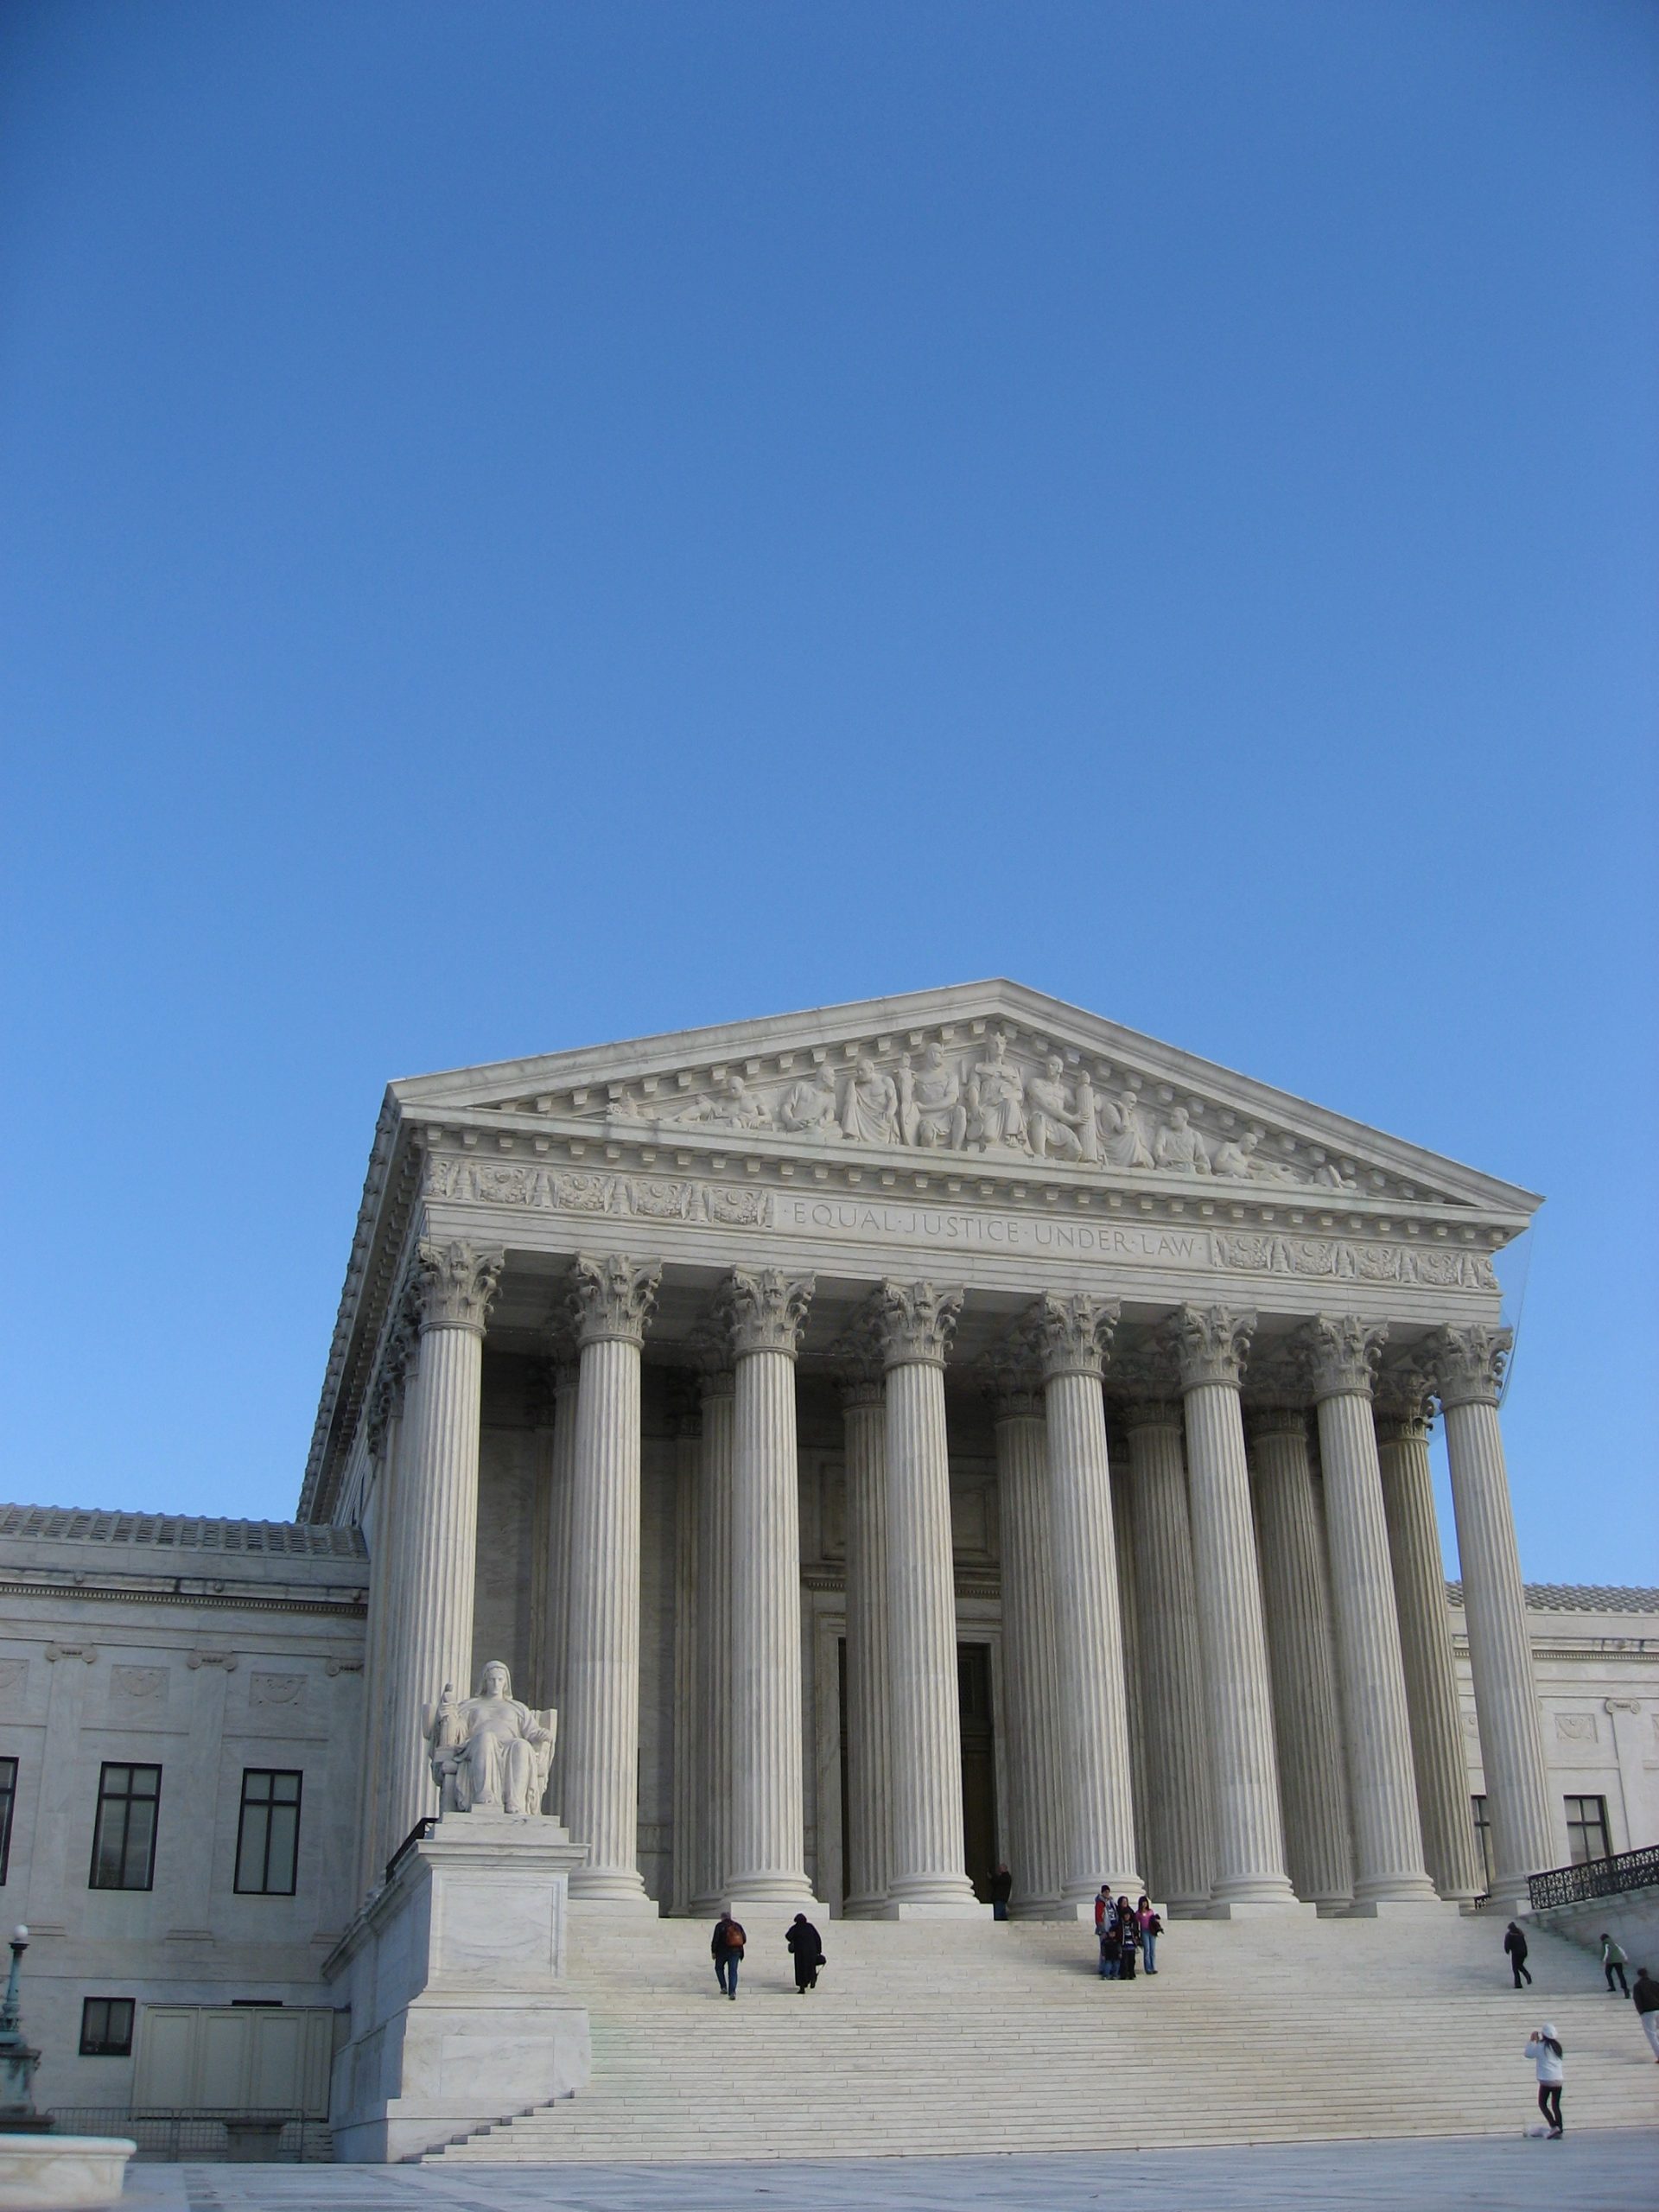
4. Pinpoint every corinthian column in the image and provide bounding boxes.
[1122,1397,1215,1912]
[563,1252,660,1904]
[1245,1406,1353,1910]
[1428,1325,1556,1904]
[1301,1316,1439,1909]
[721,1268,818,1908]
[1172,1306,1300,1912]
[1032,1295,1140,1910]
[383,1239,502,1857]
[358,1299,418,1893]
[532,1354,579,1819]
[989,1373,1065,1916]
[840,1326,892,1916]
[689,1354,735,1915]
[1375,1367,1484,1904]
[876,1282,982,1916]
